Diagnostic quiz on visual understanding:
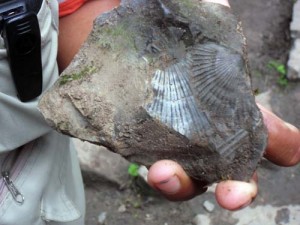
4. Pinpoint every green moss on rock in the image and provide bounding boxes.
[59,66,97,85]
